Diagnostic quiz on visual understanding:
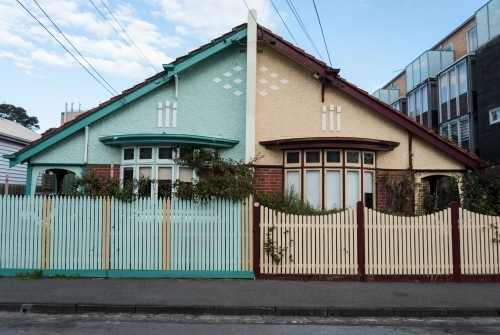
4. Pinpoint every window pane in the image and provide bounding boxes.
[458,62,467,94]
[123,167,134,181]
[459,119,470,150]
[158,147,173,160]
[305,170,320,209]
[305,151,320,163]
[449,68,457,99]
[488,0,500,39]
[347,171,360,208]
[450,122,459,145]
[179,167,193,183]
[139,147,152,160]
[325,171,341,210]
[123,148,134,160]
[158,167,172,180]
[179,147,193,159]
[326,151,341,163]
[346,151,359,164]
[467,26,478,52]
[286,171,300,194]
[364,171,374,209]
[363,153,374,165]
[139,167,152,179]
[491,107,500,123]
[286,152,300,164]
[477,5,489,47]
